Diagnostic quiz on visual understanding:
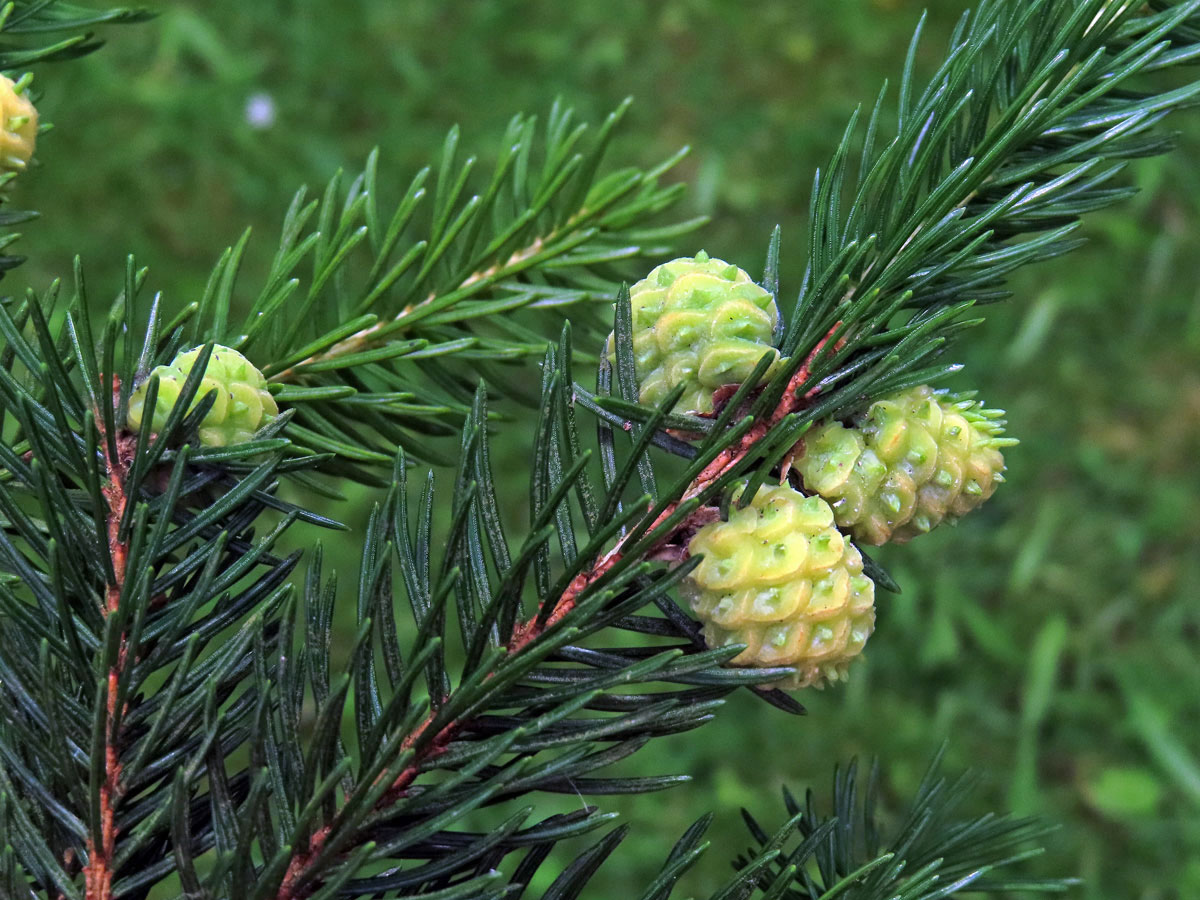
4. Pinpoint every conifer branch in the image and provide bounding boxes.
[0,6,160,892]
[762,0,1200,428]
[252,359,798,898]
[272,598,560,900]
[728,749,1075,899]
